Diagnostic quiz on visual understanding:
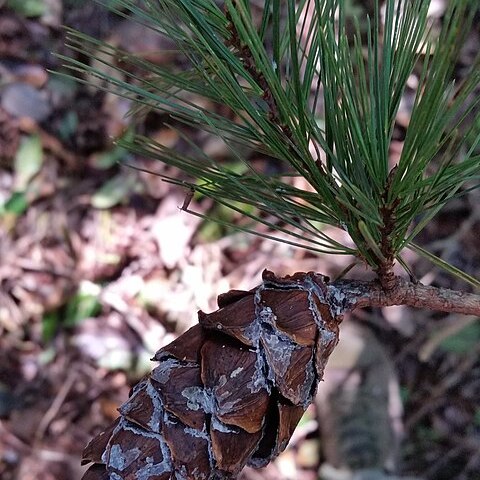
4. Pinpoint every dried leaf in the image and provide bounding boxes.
[14,134,43,190]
